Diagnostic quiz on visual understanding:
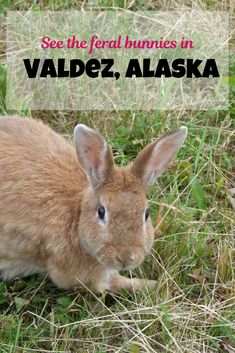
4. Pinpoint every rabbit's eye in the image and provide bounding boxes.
[98,206,105,220]
[145,208,150,221]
